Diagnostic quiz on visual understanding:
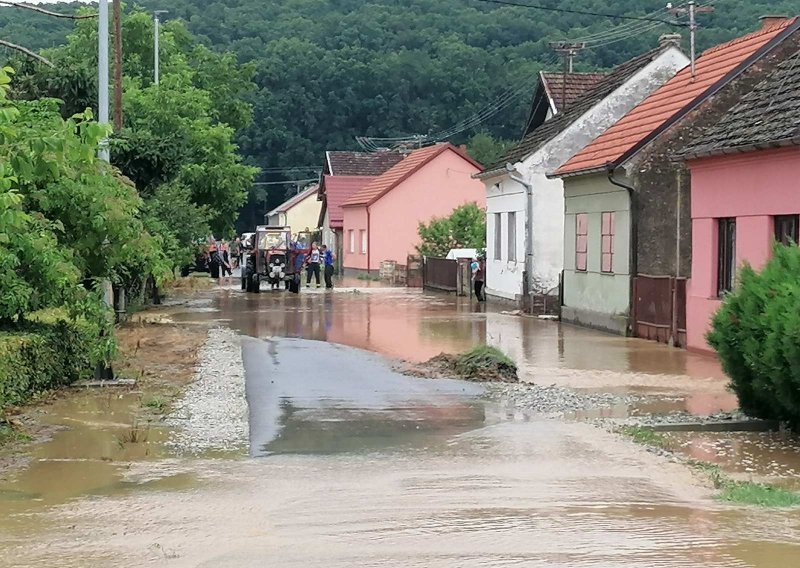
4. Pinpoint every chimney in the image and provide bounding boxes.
[659,33,682,49]
[760,15,790,30]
